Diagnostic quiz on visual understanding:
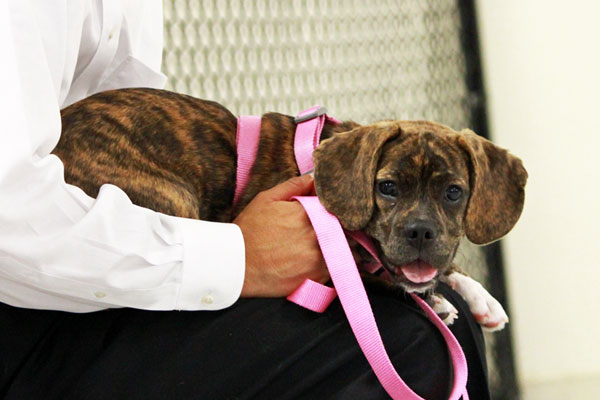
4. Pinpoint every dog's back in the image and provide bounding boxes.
[56,88,238,221]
